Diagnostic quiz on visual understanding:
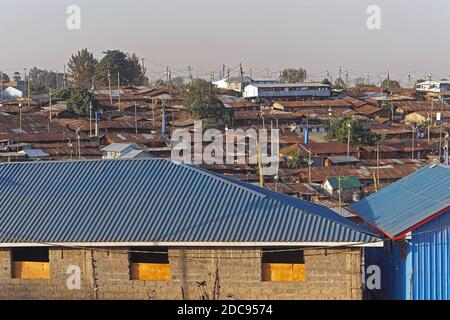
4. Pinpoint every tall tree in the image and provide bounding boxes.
[68,49,98,89]
[28,67,57,92]
[13,72,21,82]
[94,50,147,87]
[321,78,332,86]
[0,72,10,83]
[183,79,224,120]
[279,68,307,83]
[334,77,346,89]
[381,79,401,89]
[66,89,93,117]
